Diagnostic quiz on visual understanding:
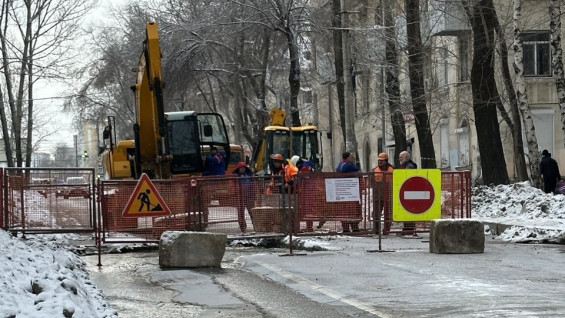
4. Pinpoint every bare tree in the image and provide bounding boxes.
[492,6,529,181]
[384,0,406,167]
[0,0,93,167]
[512,0,541,187]
[462,0,509,185]
[331,0,346,141]
[405,0,436,168]
[550,0,565,155]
